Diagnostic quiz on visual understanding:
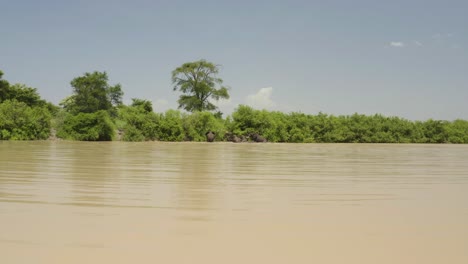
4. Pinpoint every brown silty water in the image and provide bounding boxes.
[1,141,468,263]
